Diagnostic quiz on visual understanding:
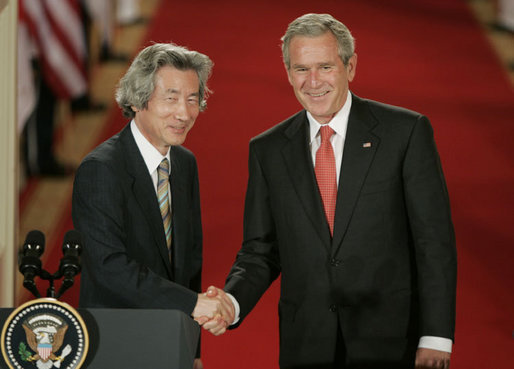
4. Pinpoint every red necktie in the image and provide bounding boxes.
[315,125,337,236]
